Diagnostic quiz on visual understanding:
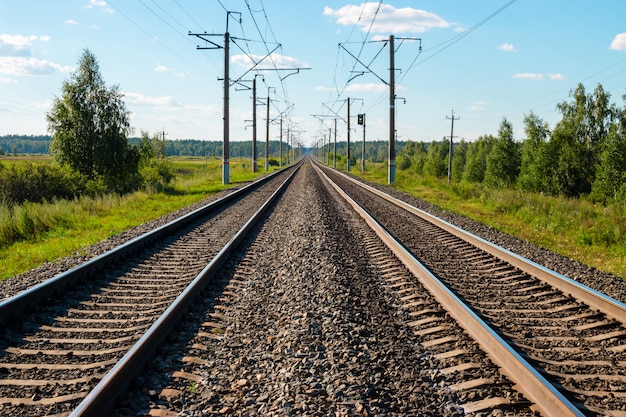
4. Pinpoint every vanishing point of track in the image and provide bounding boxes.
[1,157,625,416]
